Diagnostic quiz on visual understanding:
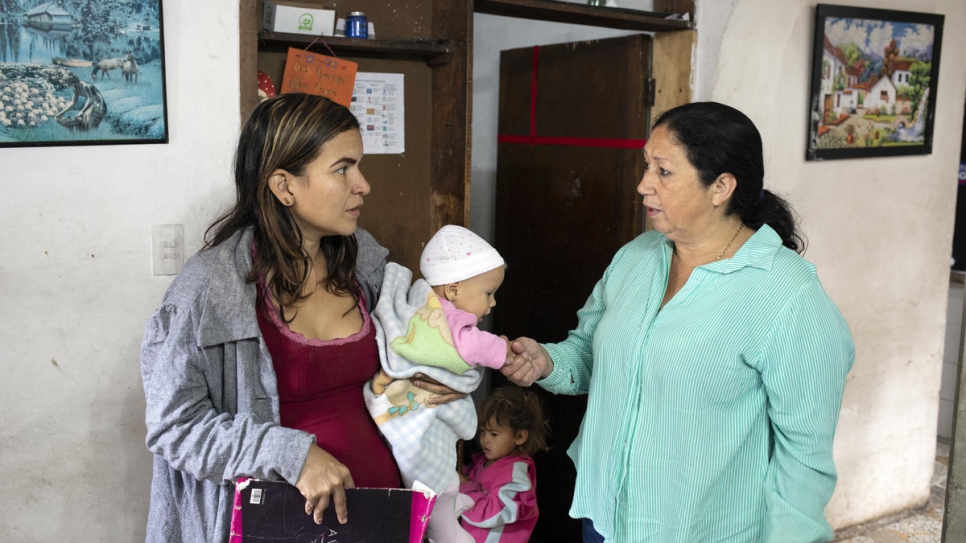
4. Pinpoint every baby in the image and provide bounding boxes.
[365,225,511,543]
